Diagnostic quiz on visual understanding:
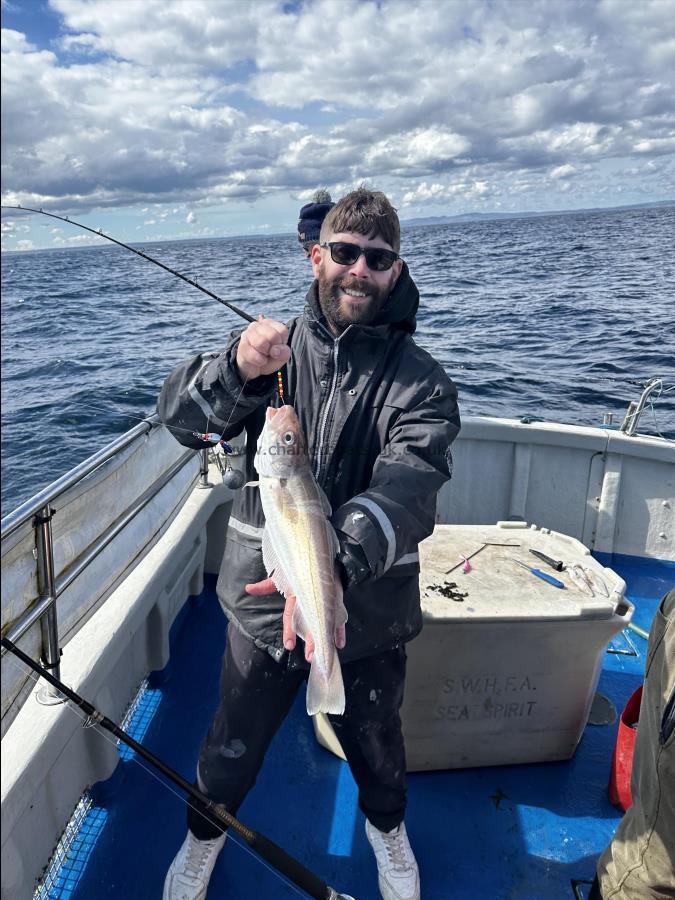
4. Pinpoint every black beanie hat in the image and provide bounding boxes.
[297,193,334,245]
